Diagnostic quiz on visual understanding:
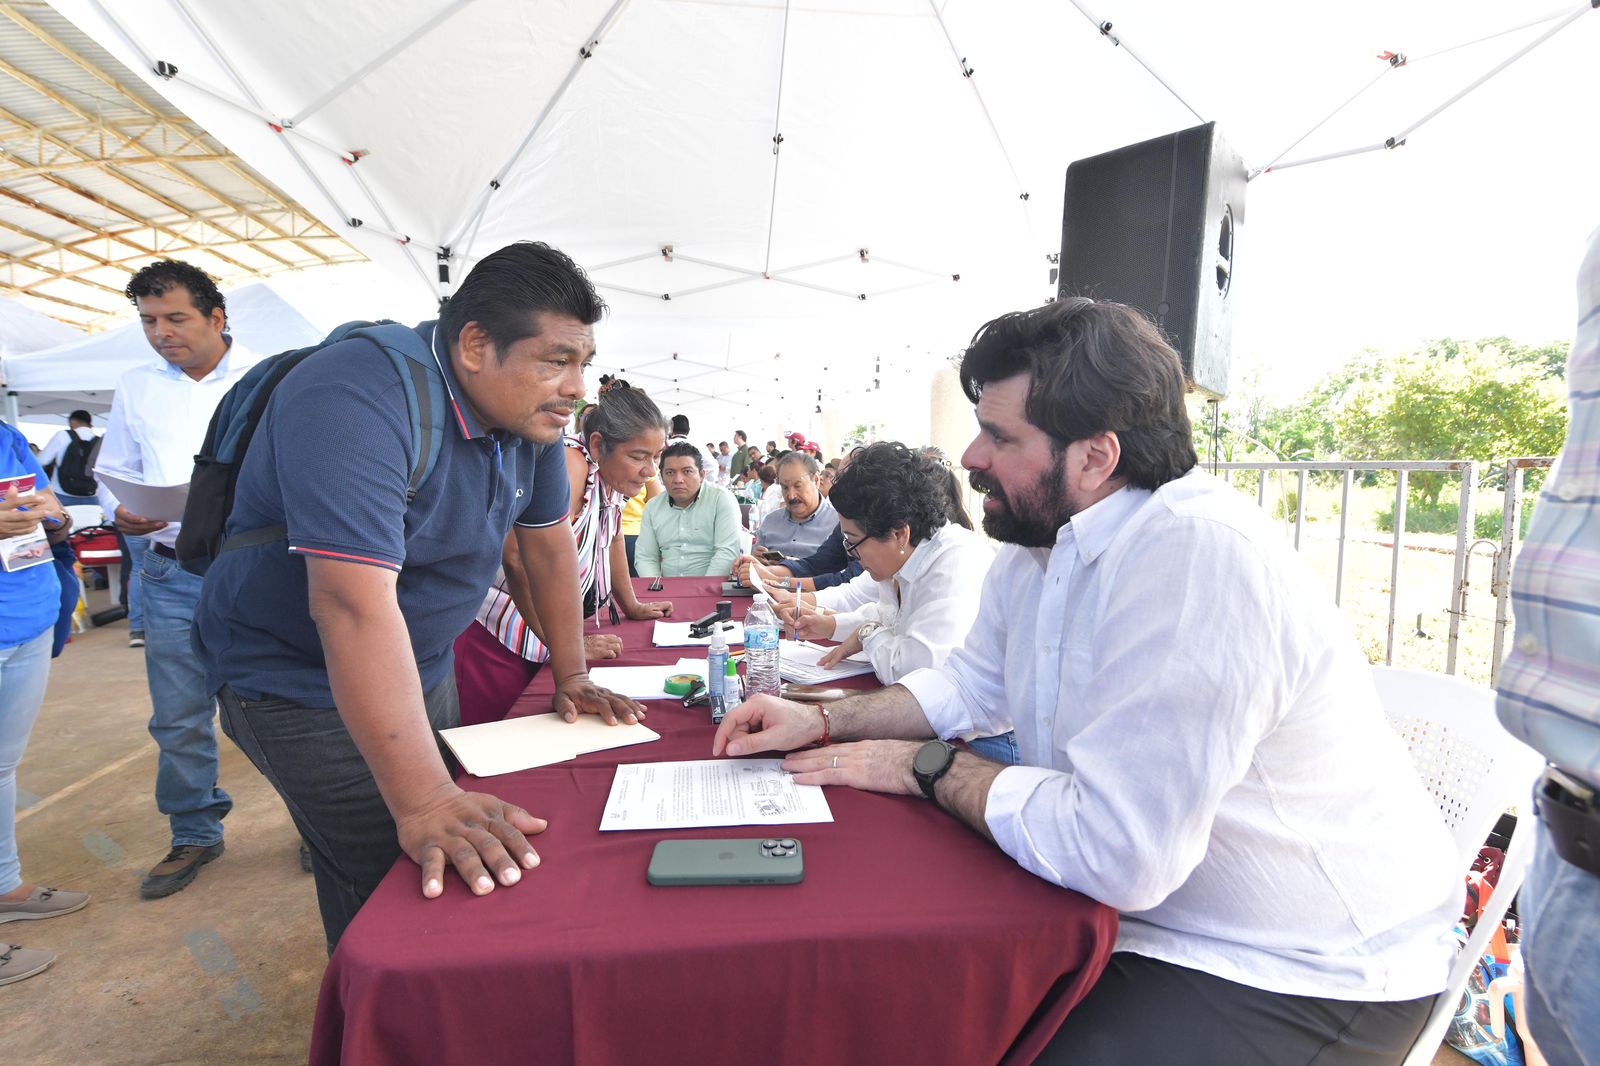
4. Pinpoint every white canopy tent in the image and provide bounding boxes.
[43,0,1600,446]
[1,282,323,422]
[0,298,80,359]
